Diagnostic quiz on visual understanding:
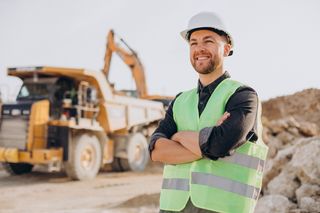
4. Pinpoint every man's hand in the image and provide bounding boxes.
[171,131,202,157]
[151,138,201,164]
[216,111,230,126]
[171,131,182,142]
